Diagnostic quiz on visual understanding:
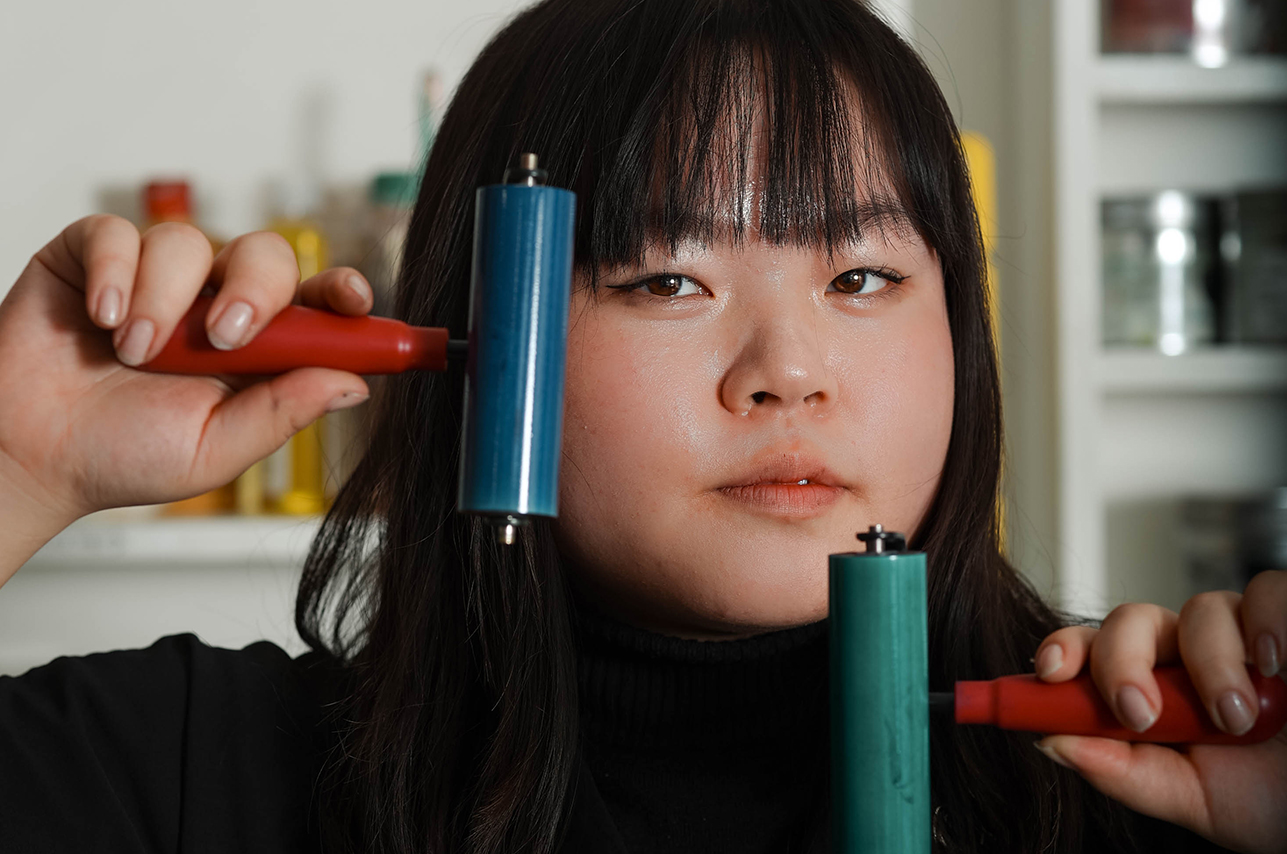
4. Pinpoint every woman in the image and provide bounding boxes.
[0,1,1282,852]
